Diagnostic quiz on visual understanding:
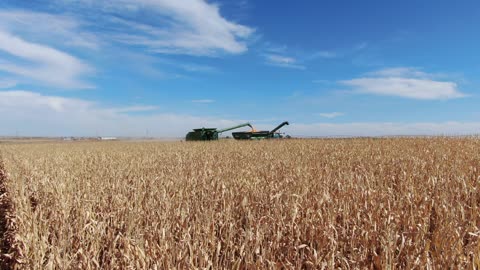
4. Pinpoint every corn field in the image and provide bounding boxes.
[0,138,479,269]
